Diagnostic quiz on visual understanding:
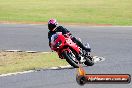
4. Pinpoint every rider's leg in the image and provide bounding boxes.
[71,37,91,52]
